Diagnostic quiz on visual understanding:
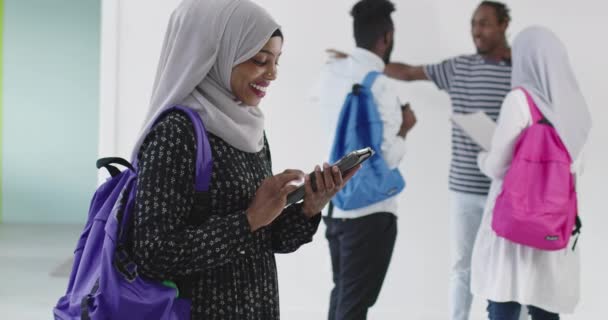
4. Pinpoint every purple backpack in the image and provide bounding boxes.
[492,88,581,251]
[54,106,212,319]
